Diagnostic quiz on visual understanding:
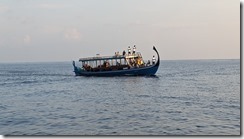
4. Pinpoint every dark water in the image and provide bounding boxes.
[0,60,240,135]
